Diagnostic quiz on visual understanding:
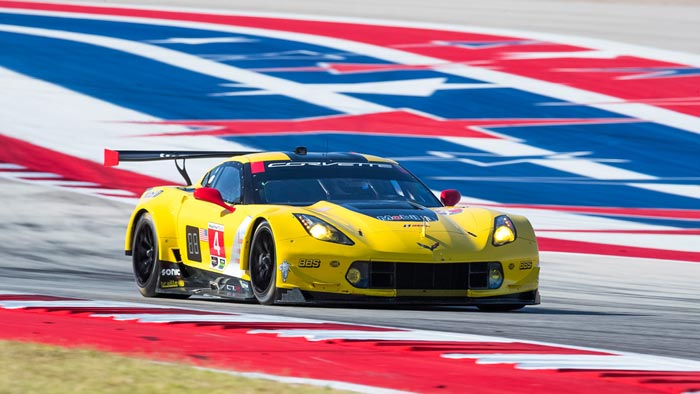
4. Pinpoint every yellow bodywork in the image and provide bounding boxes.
[124,152,539,301]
